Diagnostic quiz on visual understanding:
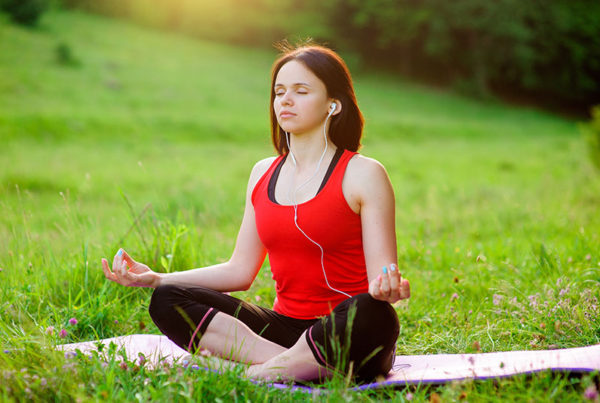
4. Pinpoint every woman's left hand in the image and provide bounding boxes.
[368,264,410,304]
